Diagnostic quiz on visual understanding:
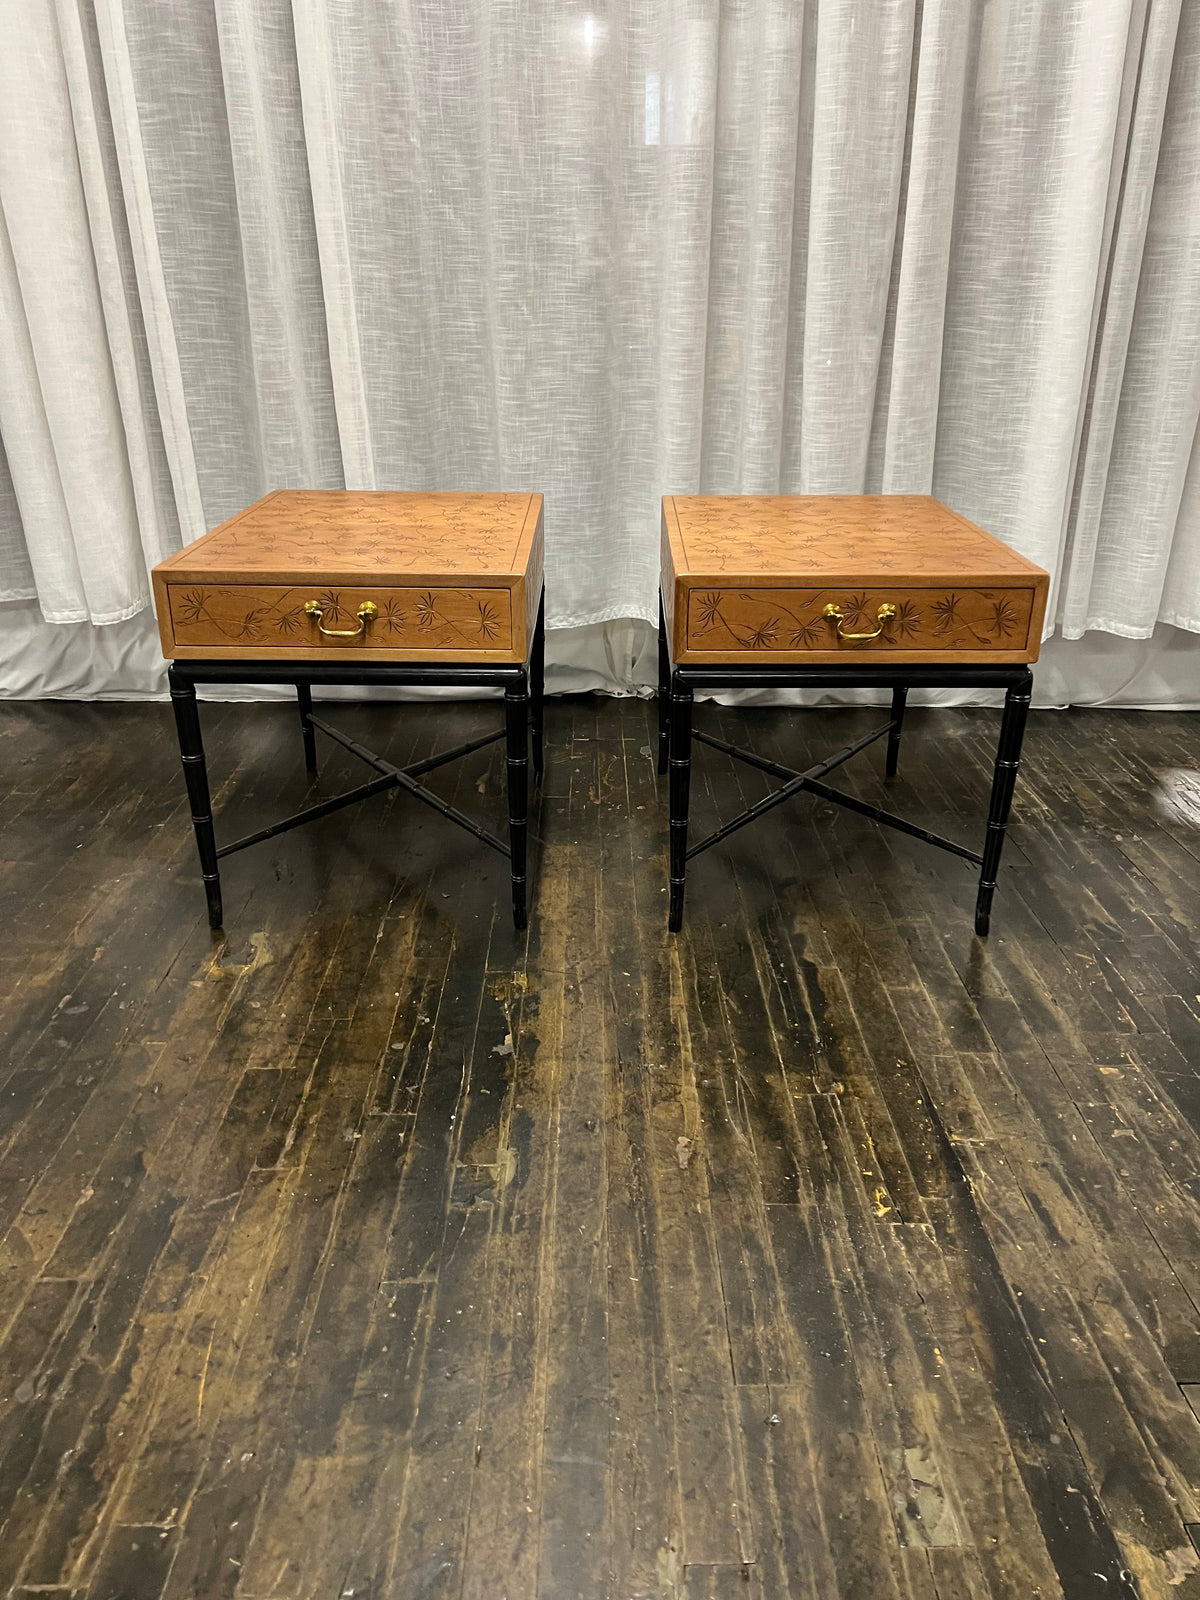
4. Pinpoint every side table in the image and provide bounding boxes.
[658,495,1049,934]
[153,490,544,930]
